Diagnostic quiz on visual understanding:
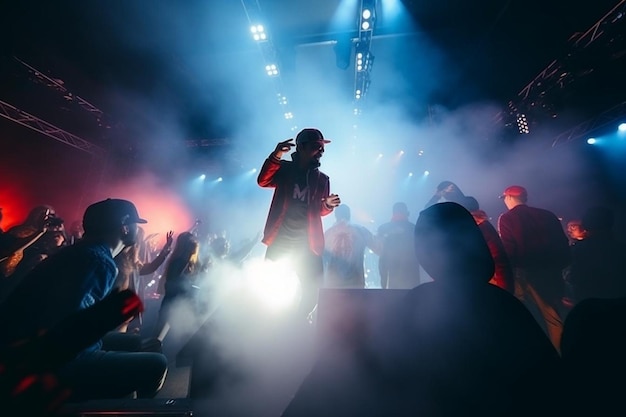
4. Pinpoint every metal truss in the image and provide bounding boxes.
[0,98,106,157]
[517,0,625,103]
[13,56,105,120]
[353,0,377,106]
[551,101,626,147]
[185,138,231,148]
